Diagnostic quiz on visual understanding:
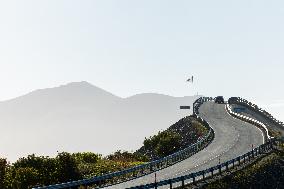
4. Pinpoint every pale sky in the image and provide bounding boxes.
[0,1,284,118]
